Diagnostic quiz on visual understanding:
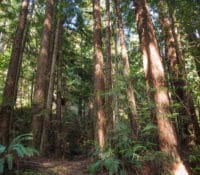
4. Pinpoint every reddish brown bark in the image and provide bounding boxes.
[105,0,113,135]
[135,0,189,174]
[31,0,55,149]
[158,1,200,144]
[114,0,138,139]
[92,0,106,150]
[0,0,29,145]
